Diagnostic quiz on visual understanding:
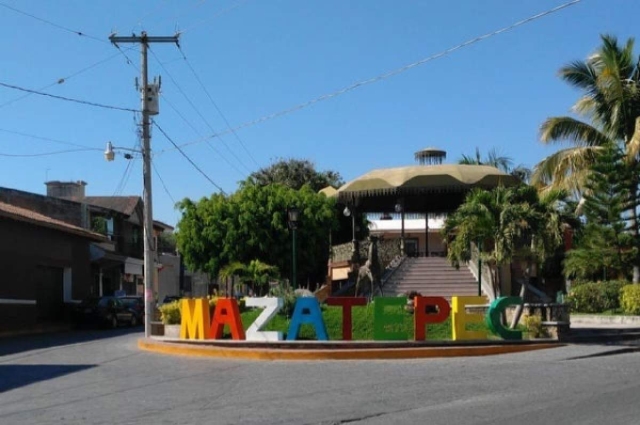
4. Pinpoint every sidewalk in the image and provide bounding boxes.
[570,314,640,328]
